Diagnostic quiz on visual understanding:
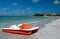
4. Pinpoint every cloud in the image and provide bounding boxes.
[21,8,31,15]
[0,8,9,11]
[0,8,10,16]
[32,0,39,2]
[26,8,31,13]
[21,8,31,14]
[26,8,31,10]
[0,8,31,16]
[0,8,10,13]
[12,2,18,6]
[54,0,60,4]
